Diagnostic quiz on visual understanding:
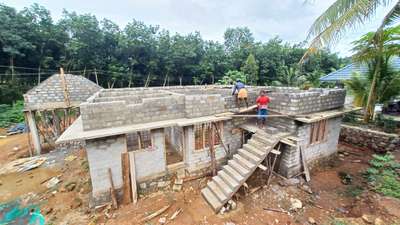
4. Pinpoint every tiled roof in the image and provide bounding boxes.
[320,56,400,82]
